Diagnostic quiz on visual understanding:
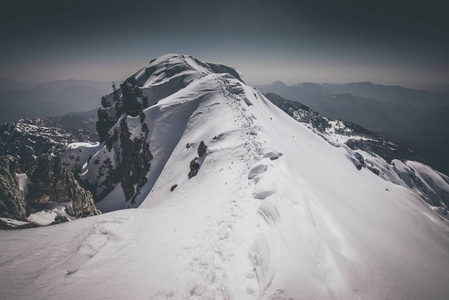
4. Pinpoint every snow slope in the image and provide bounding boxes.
[1,54,449,299]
